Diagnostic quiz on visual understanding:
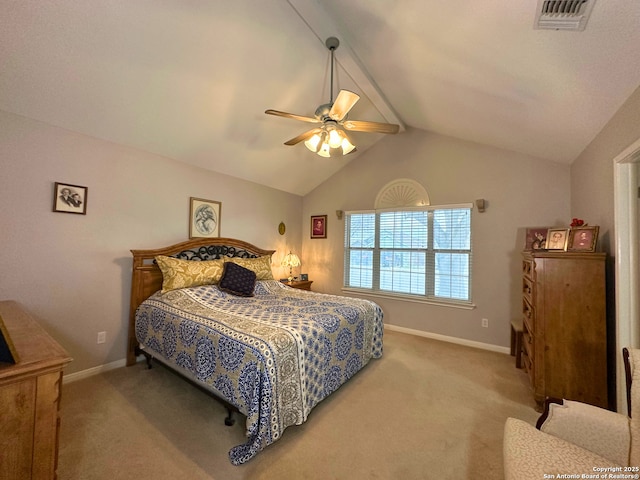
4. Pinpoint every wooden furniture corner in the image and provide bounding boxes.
[0,300,72,480]
[281,280,313,291]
